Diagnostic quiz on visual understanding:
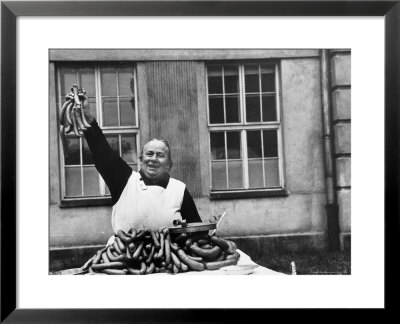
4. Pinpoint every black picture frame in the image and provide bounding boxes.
[1,0,399,322]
